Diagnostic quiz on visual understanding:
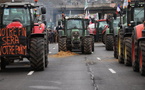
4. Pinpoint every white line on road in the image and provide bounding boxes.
[27,71,34,75]
[53,48,55,49]
[109,68,116,74]
[97,57,101,61]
